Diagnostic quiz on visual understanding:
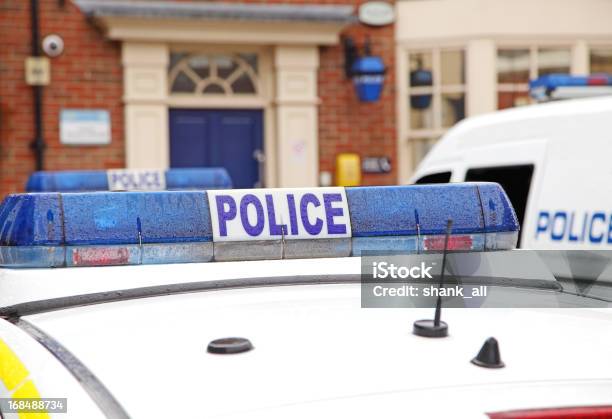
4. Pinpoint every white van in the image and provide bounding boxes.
[411,95,612,250]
